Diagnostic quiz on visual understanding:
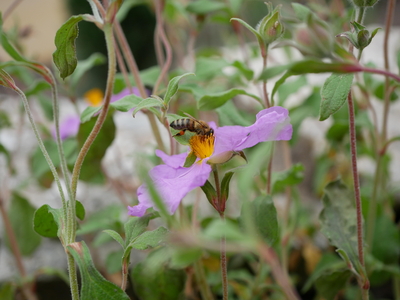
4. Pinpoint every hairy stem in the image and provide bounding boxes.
[66,252,80,300]
[220,213,228,300]
[347,91,367,276]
